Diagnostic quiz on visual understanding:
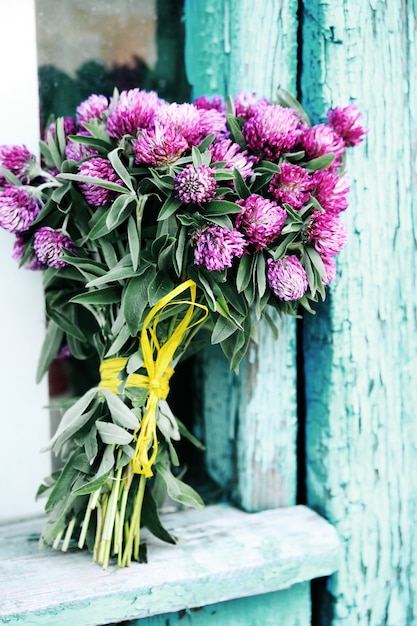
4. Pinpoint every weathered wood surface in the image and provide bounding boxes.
[301,1,417,624]
[116,583,311,626]
[0,504,340,625]
[185,0,300,511]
